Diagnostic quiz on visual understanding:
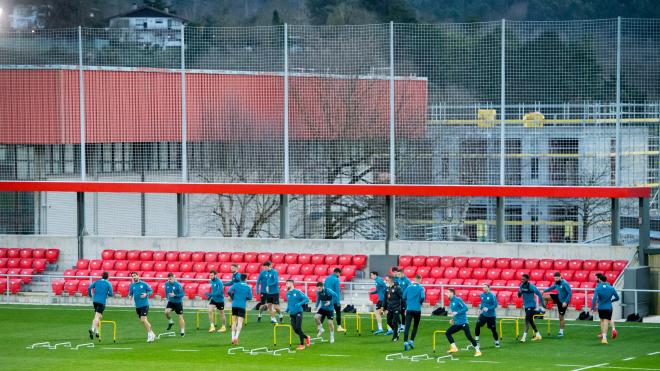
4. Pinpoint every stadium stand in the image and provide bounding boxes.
[0,248,60,294]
